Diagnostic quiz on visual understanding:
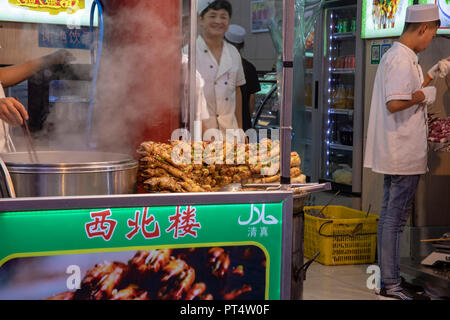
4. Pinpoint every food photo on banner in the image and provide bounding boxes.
[250,0,274,33]
[0,246,267,300]
[362,0,414,38]
[419,0,450,32]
